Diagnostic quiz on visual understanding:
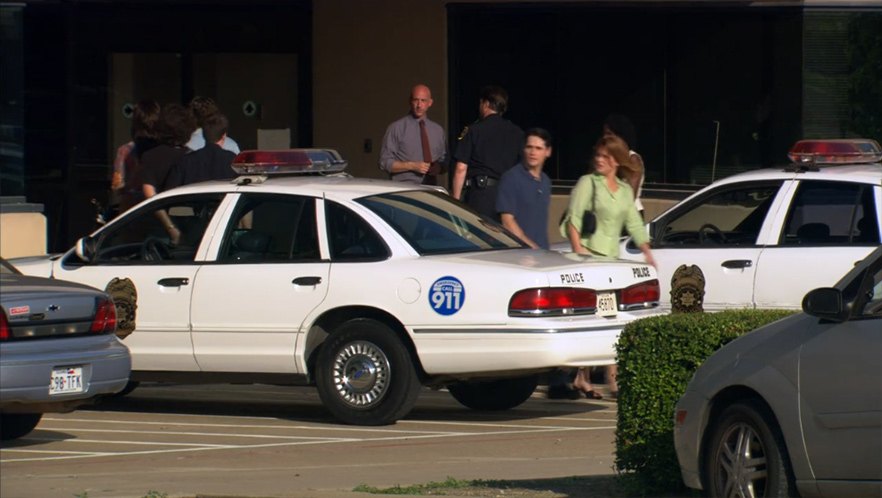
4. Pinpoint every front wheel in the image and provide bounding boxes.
[0,413,43,440]
[447,375,539,411]
[703,400,795,498]
[315,319,421,426]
